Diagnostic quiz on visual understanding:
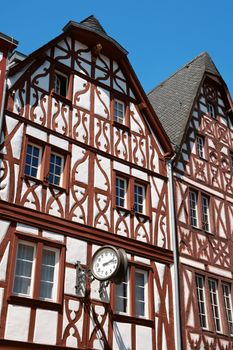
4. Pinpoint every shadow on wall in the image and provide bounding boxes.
[113,322,131,350]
